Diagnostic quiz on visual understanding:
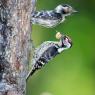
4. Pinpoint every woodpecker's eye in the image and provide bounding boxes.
[61,9,67,14]
[64,36,71,43]
[63,36,67,40]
